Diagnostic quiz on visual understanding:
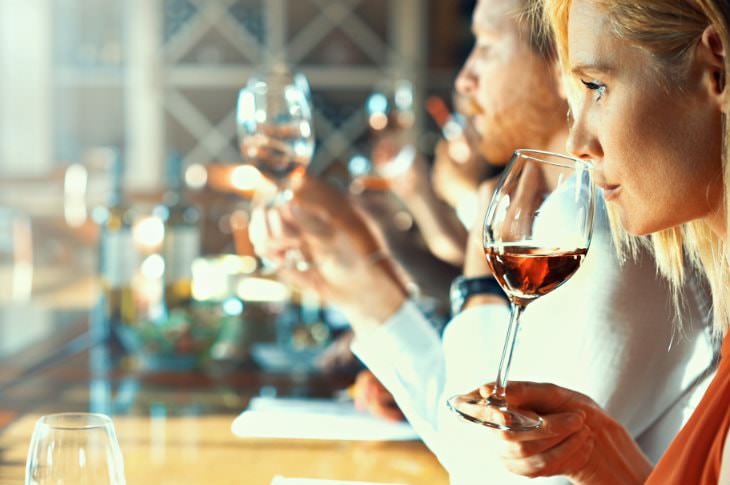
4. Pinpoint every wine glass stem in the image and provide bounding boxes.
[491,302,525,403]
